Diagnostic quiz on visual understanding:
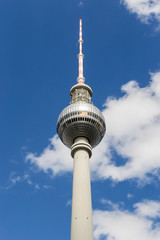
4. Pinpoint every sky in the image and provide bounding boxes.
[1,0,160,239]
